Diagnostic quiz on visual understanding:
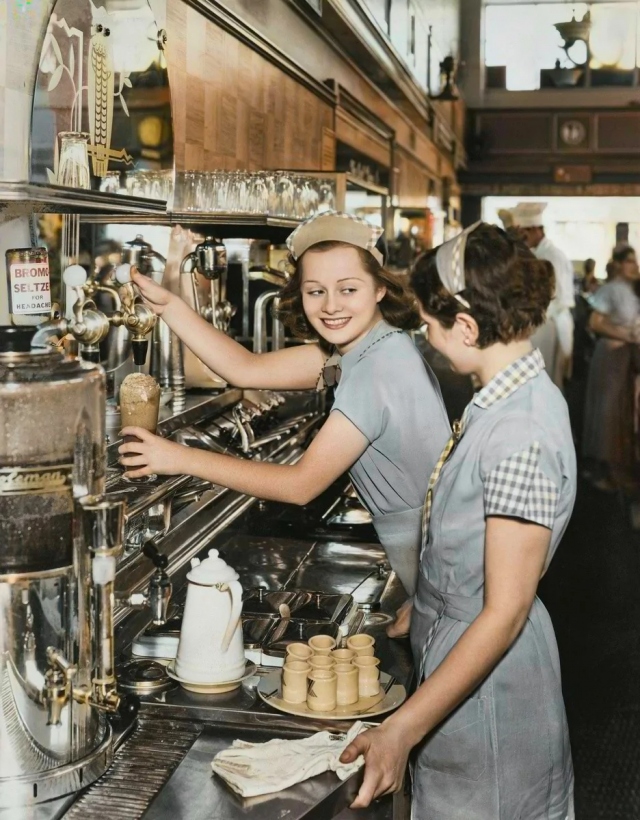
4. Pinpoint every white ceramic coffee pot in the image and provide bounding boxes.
[175,549,245,683]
